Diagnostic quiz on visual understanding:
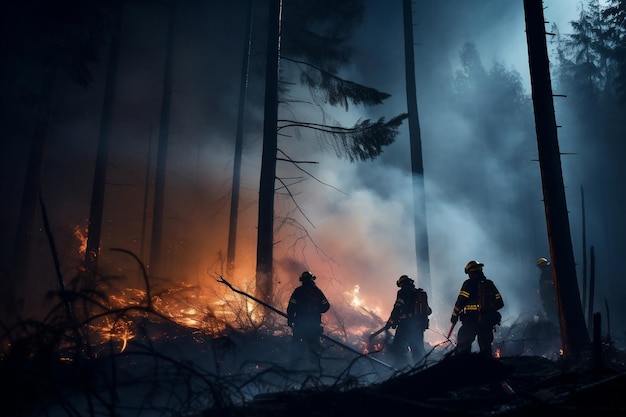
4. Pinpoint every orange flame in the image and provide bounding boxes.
[82,277,392,356]
[350,285,362,307]
[73,224,88,255]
